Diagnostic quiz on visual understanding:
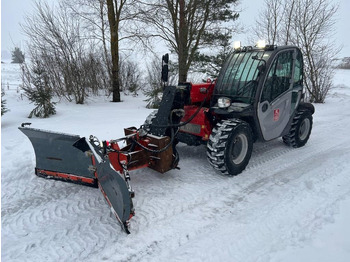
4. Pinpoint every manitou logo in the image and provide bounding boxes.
[274,109,280,121]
